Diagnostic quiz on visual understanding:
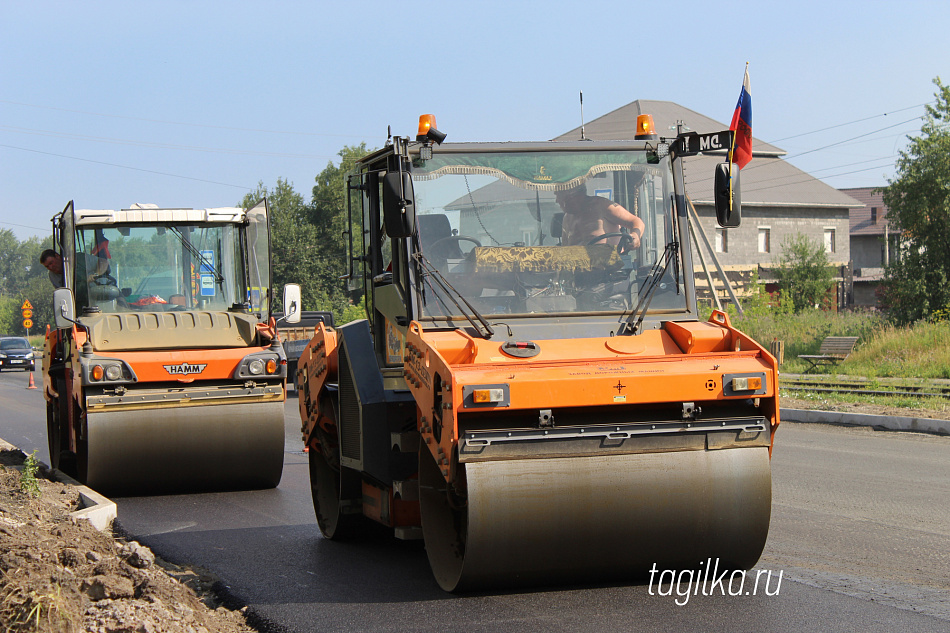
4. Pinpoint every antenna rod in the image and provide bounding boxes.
[579,91,586,140]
